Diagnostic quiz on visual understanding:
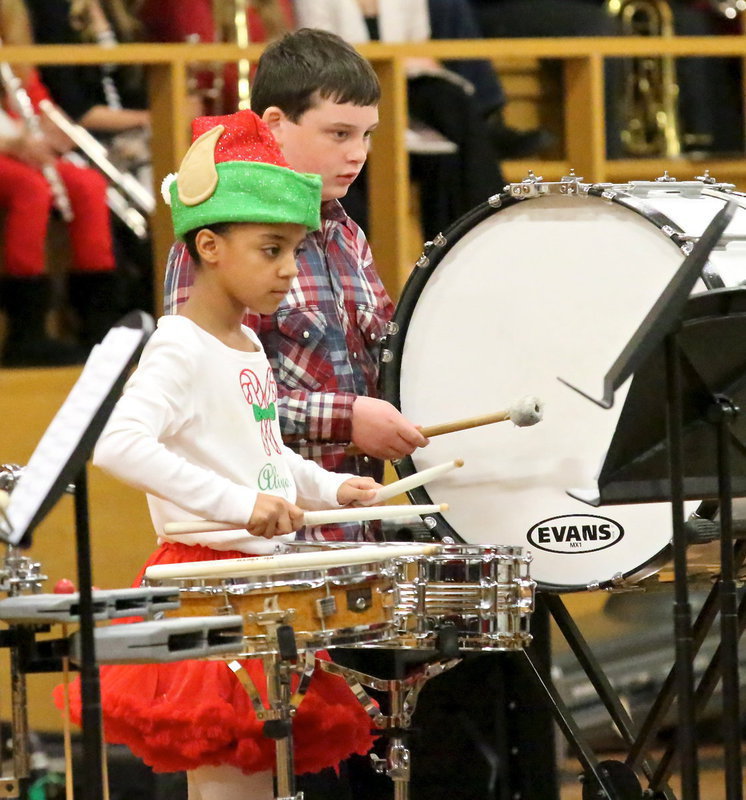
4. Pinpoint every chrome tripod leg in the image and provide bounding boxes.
[230,644,315,800]
[319,656,461,800]
[371,684,411,800]
[264,655,299,800]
